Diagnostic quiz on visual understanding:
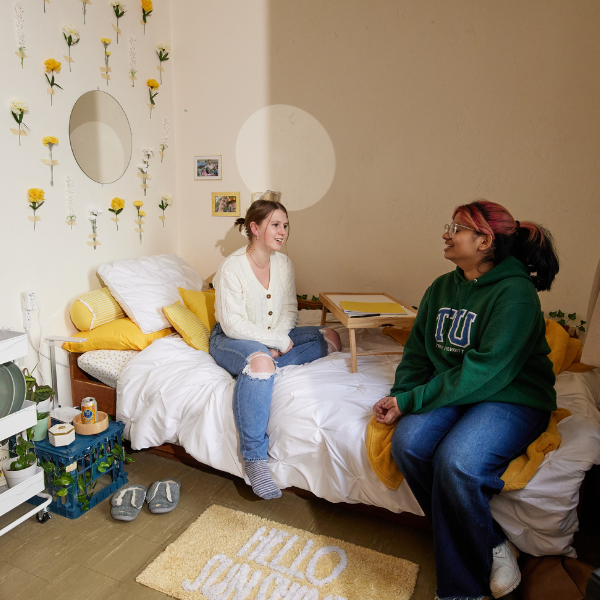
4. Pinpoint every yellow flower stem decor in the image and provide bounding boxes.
[101,38,112,86]
[147,79,159,119]
[10,100,30,146]
[156,43,169,84]
[28,188,45,231]
[133,200,144,244]
[63,25,80,72]
[108,197,125,230]
[158,194,172,227]
[15,2,26,69]
[44,58,63,106]
[141,0,153,34]
[42,136,59,186]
